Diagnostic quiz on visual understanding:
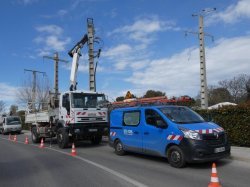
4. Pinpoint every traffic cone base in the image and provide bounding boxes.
[39,138,44,148]
[208,163,222,187]
[25,136,29,144]
[13,135,17,142]
[71,143,77,156]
